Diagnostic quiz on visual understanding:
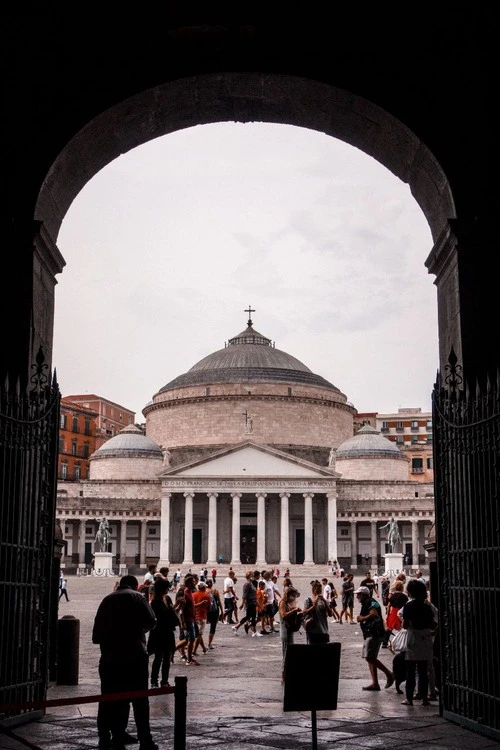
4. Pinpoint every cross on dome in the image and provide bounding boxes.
[244,305,255,326]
